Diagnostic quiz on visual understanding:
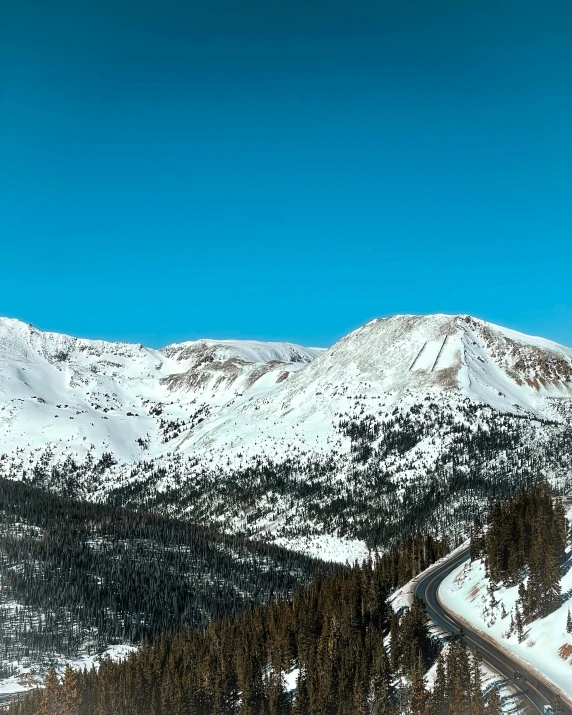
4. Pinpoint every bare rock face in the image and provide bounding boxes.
[159,339,322,398]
